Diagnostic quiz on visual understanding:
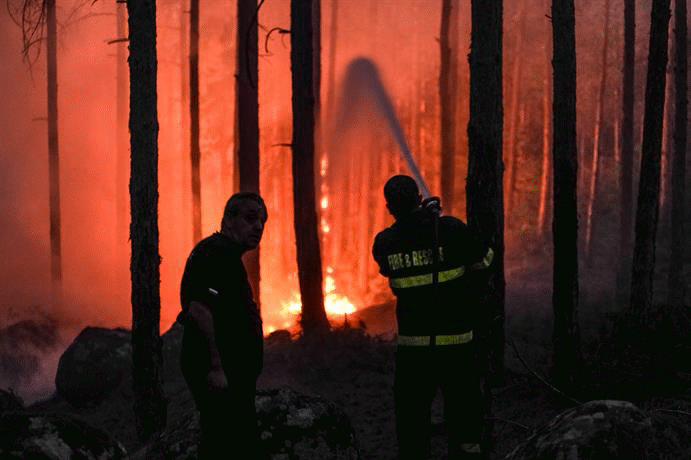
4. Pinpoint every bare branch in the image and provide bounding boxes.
[264,26,290,54]
[509,339,582,406]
